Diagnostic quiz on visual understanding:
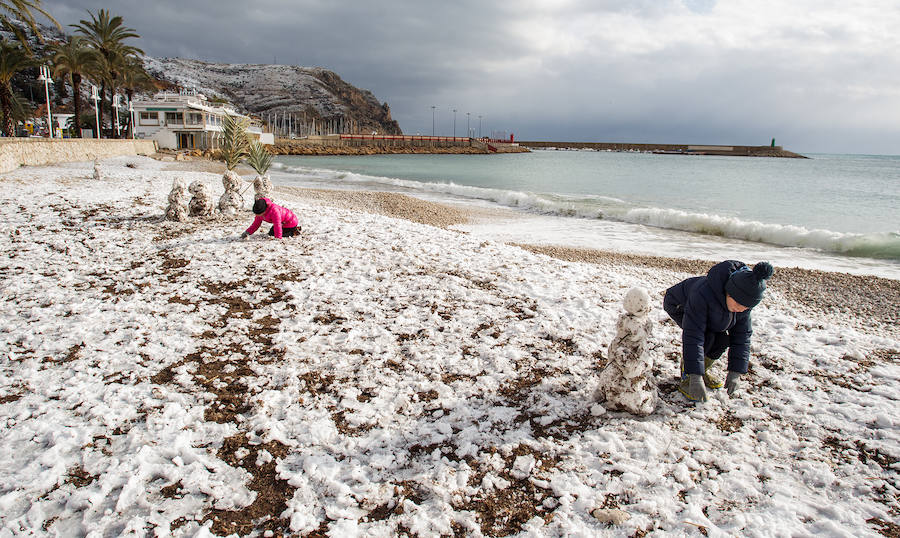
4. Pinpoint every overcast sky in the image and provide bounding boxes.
[42,0,900,154]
